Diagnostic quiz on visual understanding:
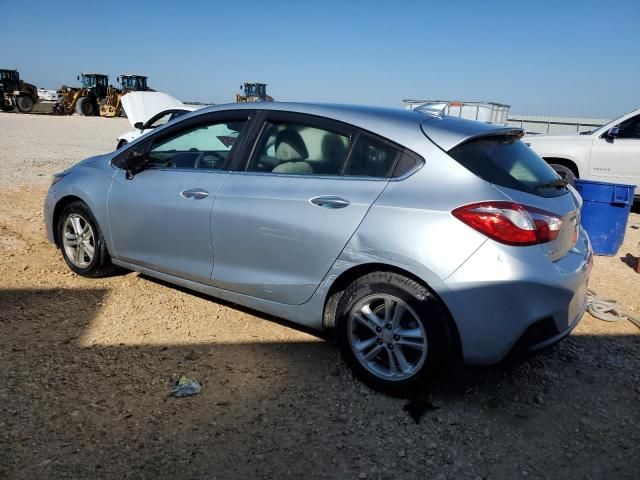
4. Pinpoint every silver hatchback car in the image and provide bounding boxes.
[44,103,592,393]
